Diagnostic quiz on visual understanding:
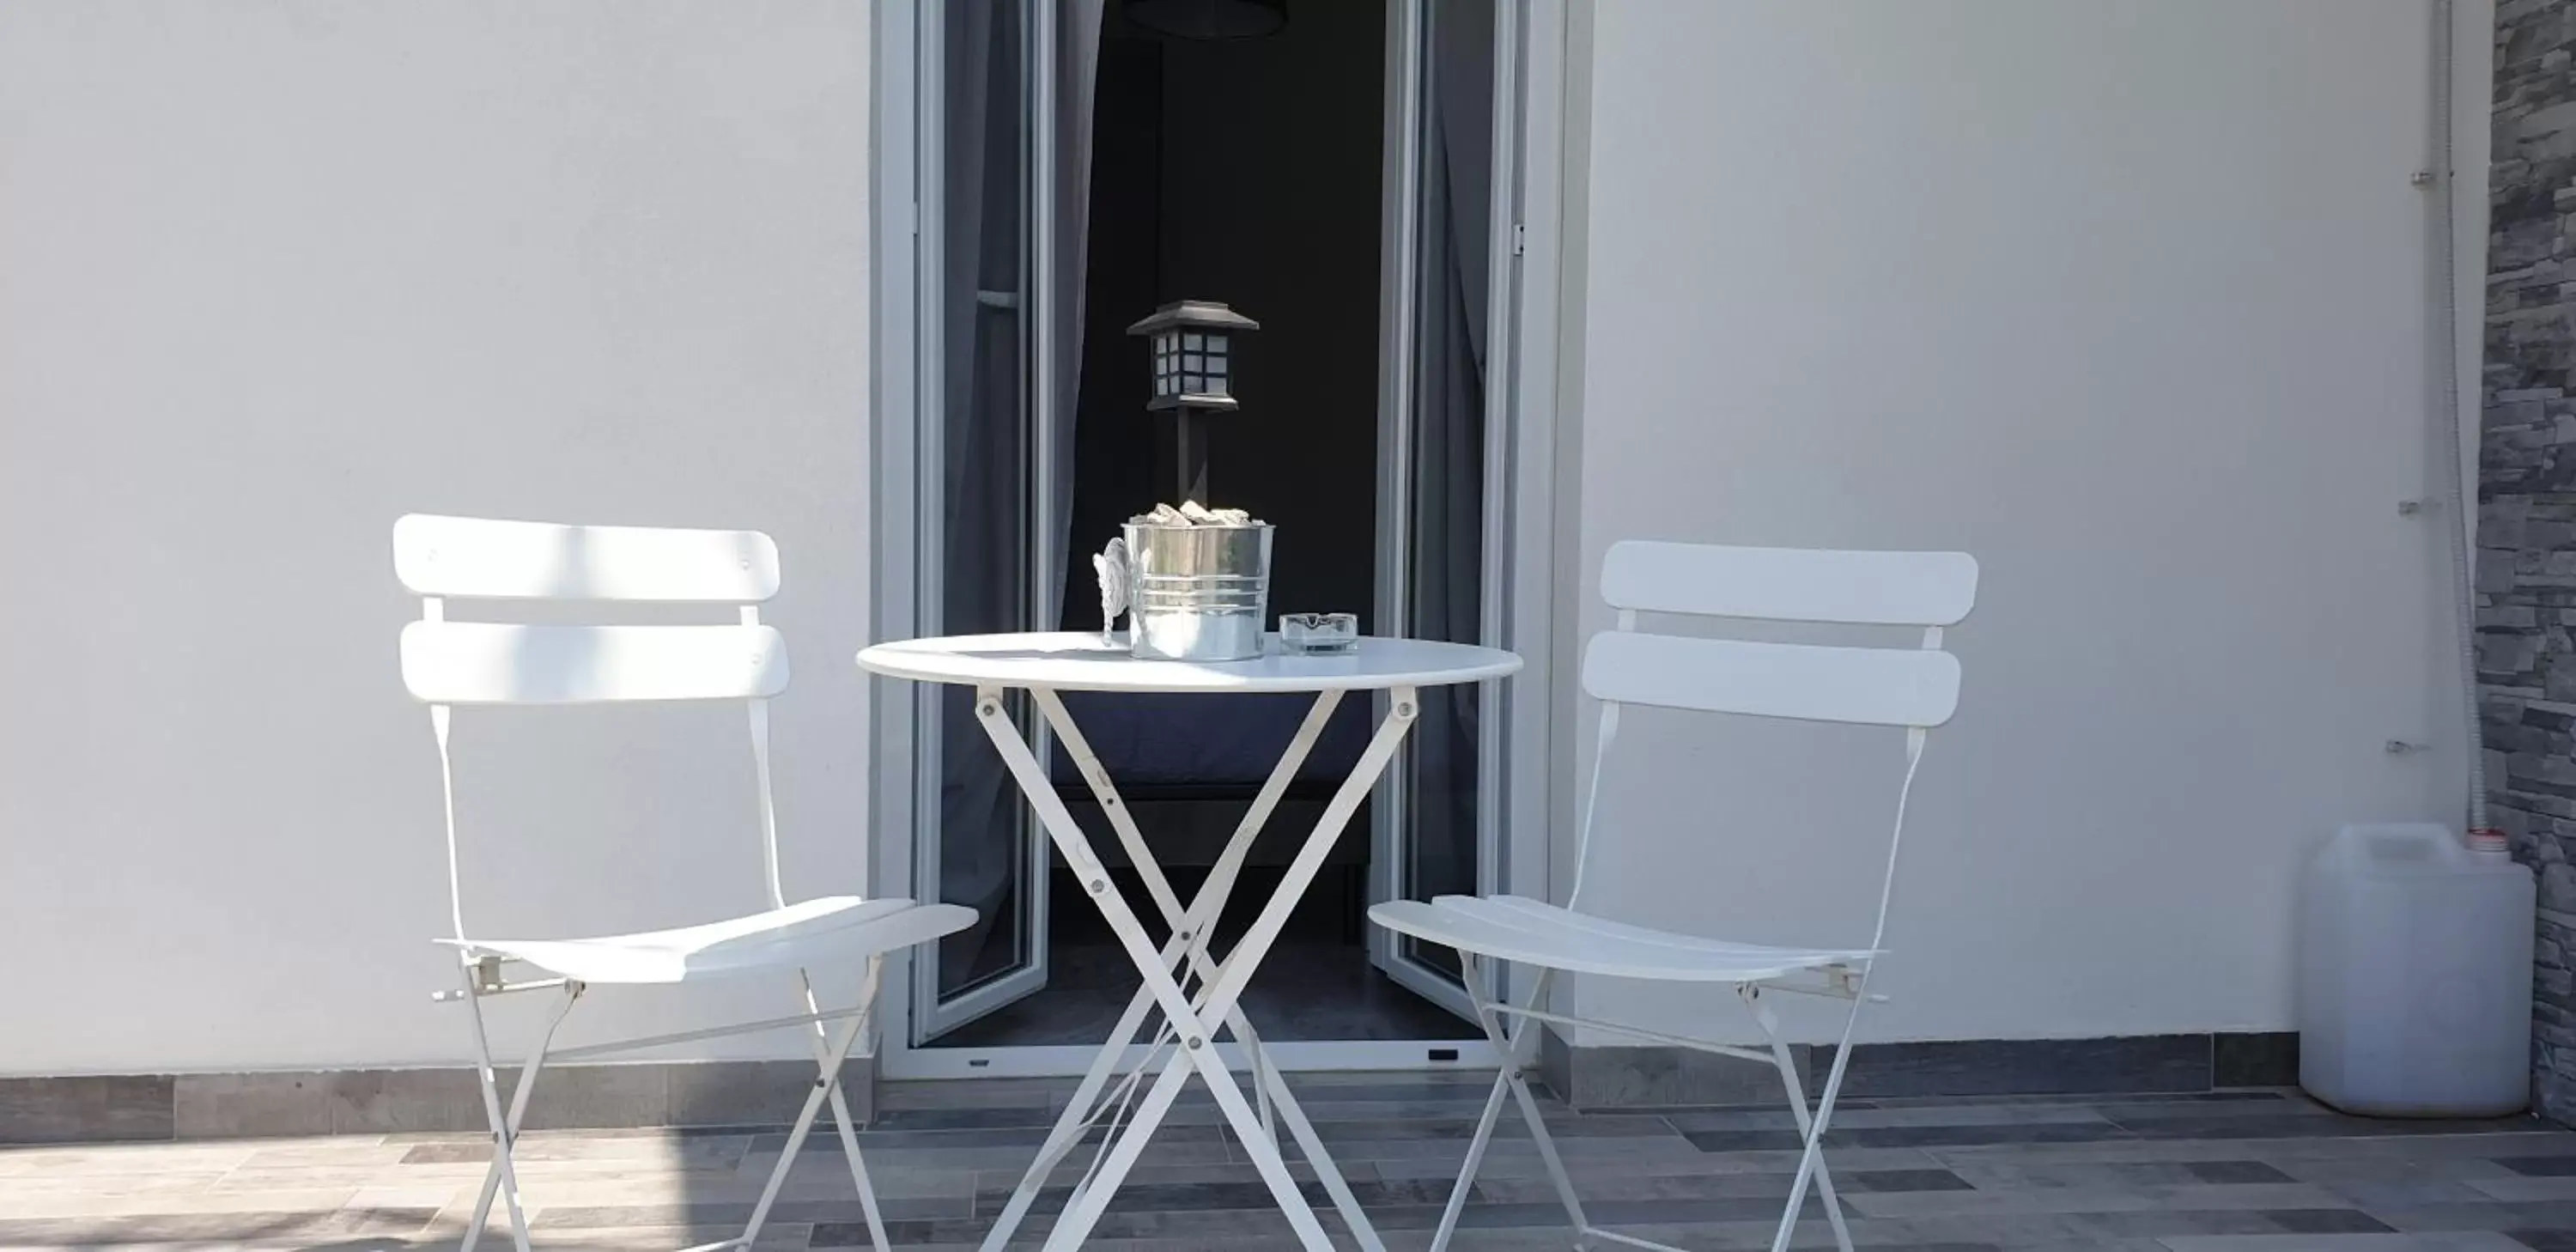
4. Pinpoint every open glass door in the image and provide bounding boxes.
[910,0,1062,1041]
[892,0,1525,1054]
[1371,0,1519,1020]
